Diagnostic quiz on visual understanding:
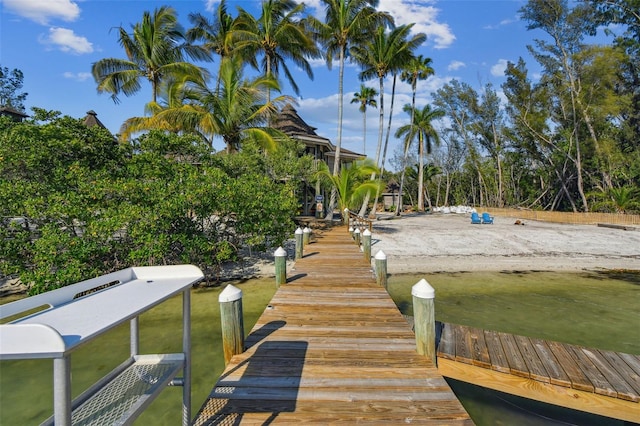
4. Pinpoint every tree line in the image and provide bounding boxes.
[1,0,639,293]
[391,0,639,214]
